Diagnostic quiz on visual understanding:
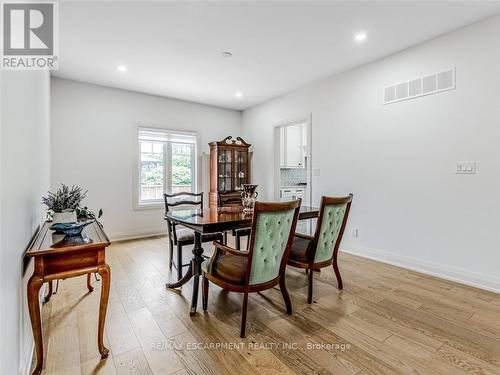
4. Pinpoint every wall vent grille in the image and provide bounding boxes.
[384,68,455,105]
